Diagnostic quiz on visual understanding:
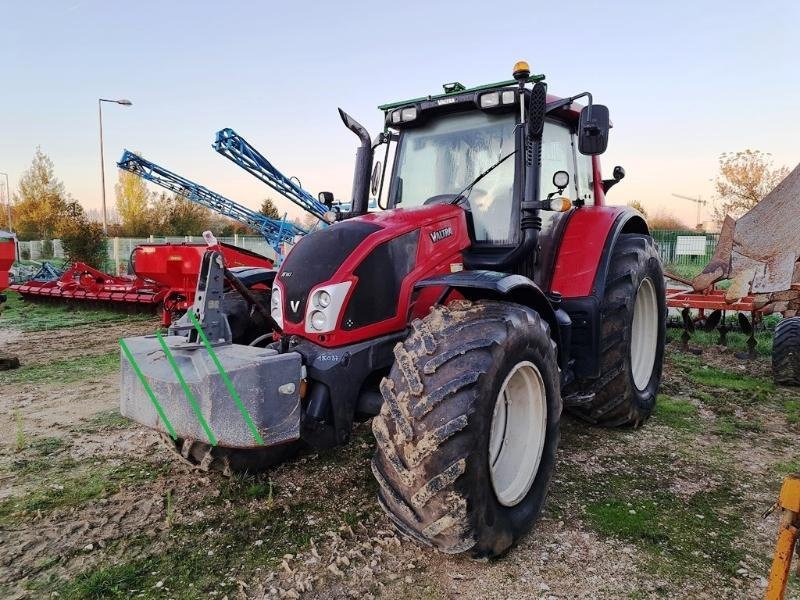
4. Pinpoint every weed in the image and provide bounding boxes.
[14,410,26,452]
